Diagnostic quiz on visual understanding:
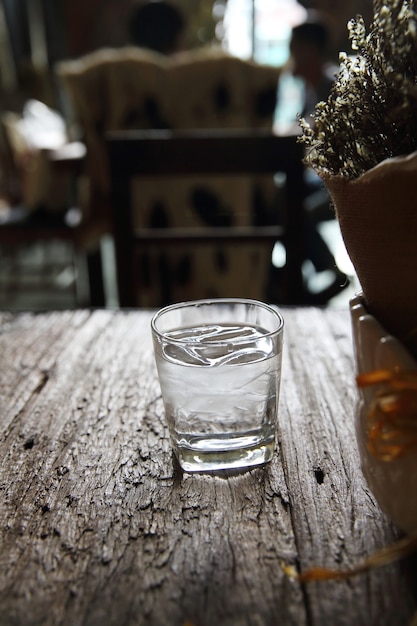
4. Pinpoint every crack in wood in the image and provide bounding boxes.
[314,467,325,485]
